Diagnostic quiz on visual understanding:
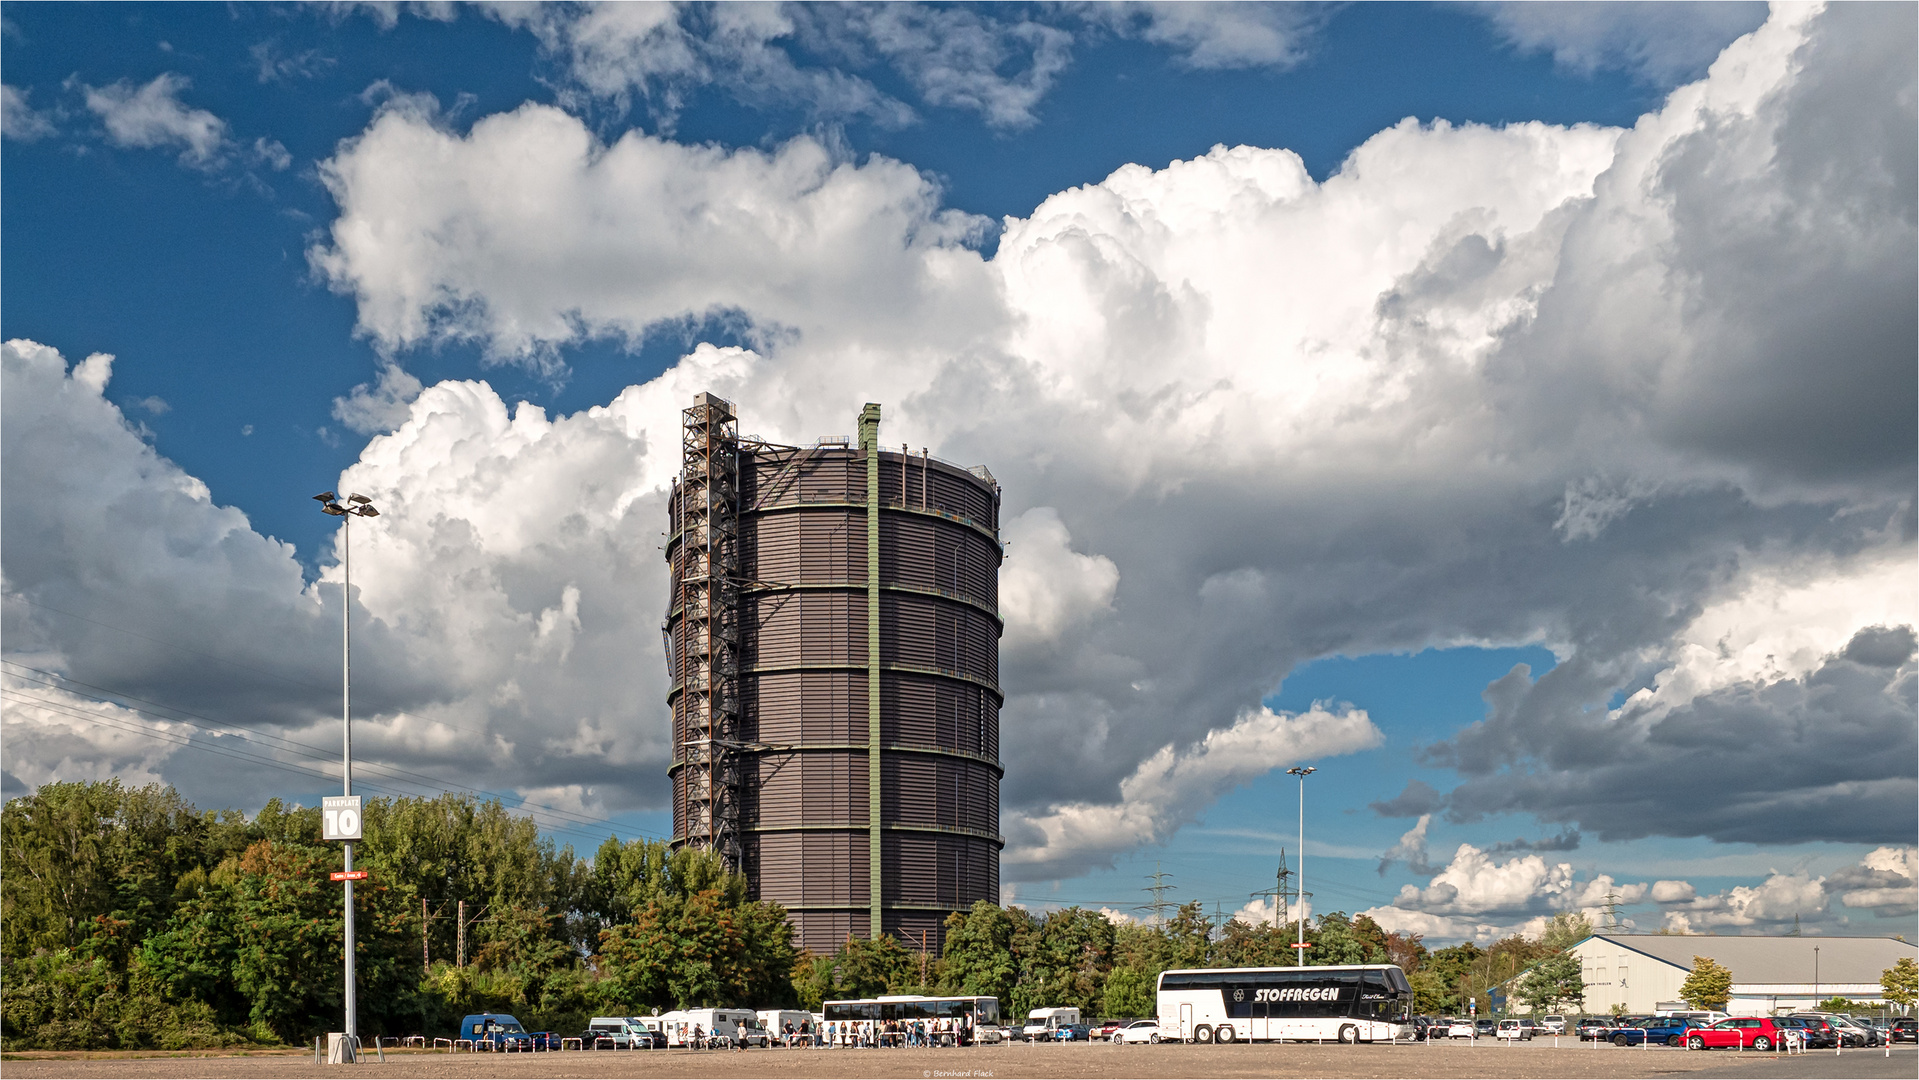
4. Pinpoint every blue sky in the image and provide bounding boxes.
[5,1,1914,947]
